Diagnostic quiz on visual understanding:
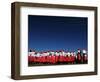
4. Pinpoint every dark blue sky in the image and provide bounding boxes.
[28,15,87,52]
